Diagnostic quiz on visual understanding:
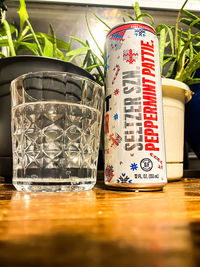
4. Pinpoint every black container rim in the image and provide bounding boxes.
[0,55,86,66]
[0,55,94,81]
